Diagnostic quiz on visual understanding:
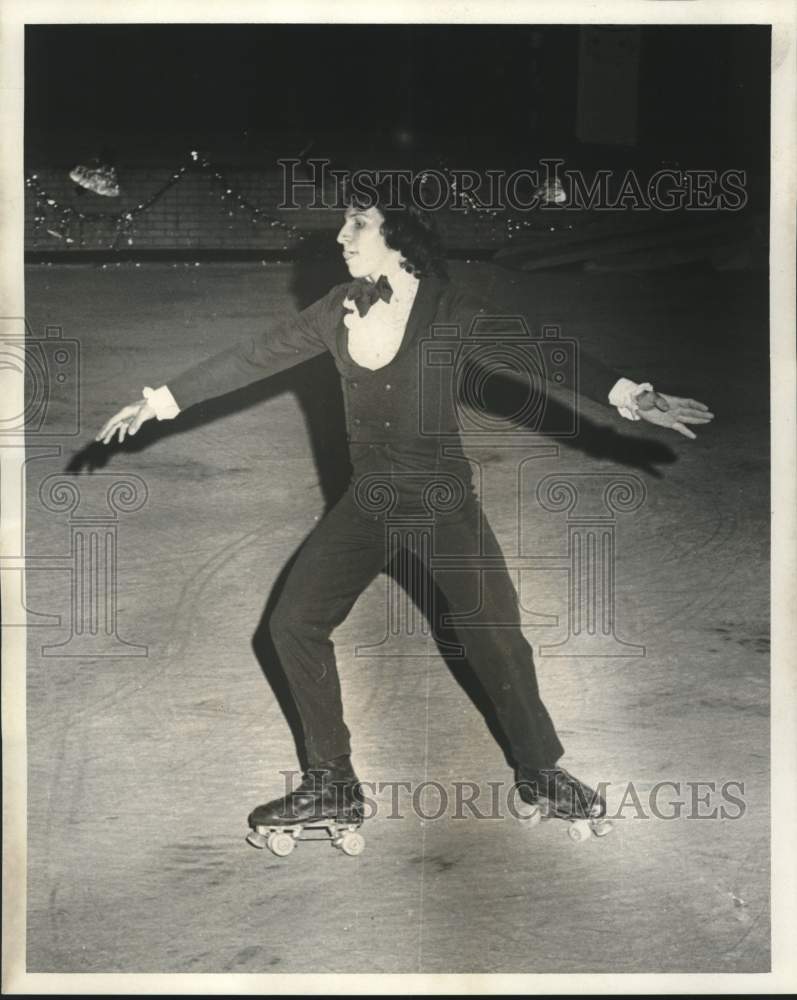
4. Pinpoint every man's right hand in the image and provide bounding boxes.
[96,400,156,445]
